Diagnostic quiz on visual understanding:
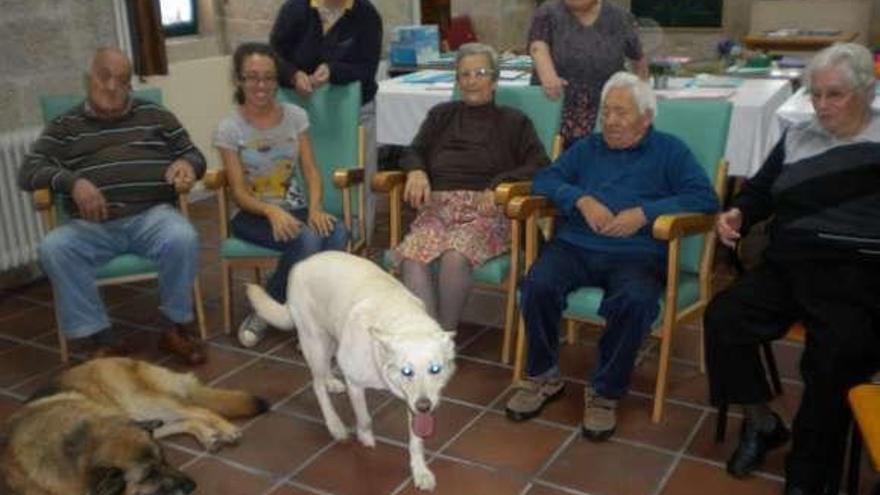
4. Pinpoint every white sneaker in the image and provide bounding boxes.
[237,313,268,348]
